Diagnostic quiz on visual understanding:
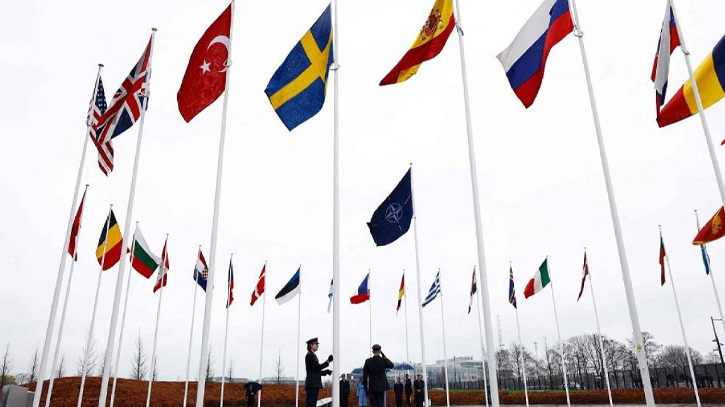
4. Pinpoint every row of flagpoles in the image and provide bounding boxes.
[31,0,725,407]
